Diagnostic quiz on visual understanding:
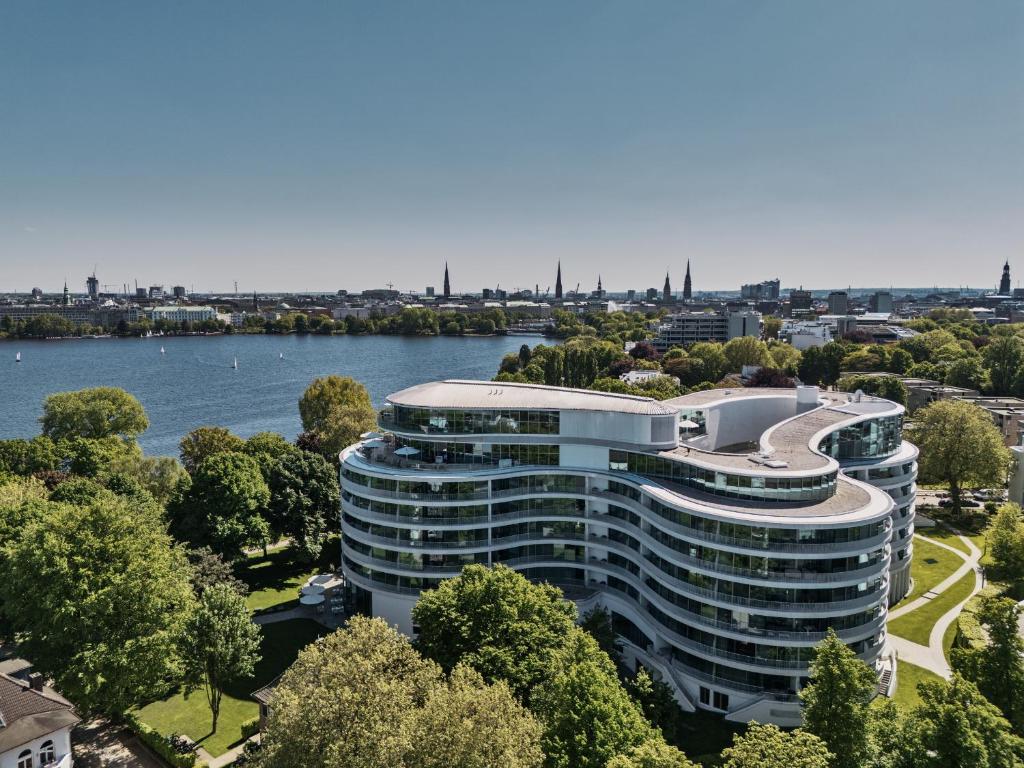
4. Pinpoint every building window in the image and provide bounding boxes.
[699,686,710,705]
[713,691,730,710]
[39,741,55,764]
[18,750,33,768]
